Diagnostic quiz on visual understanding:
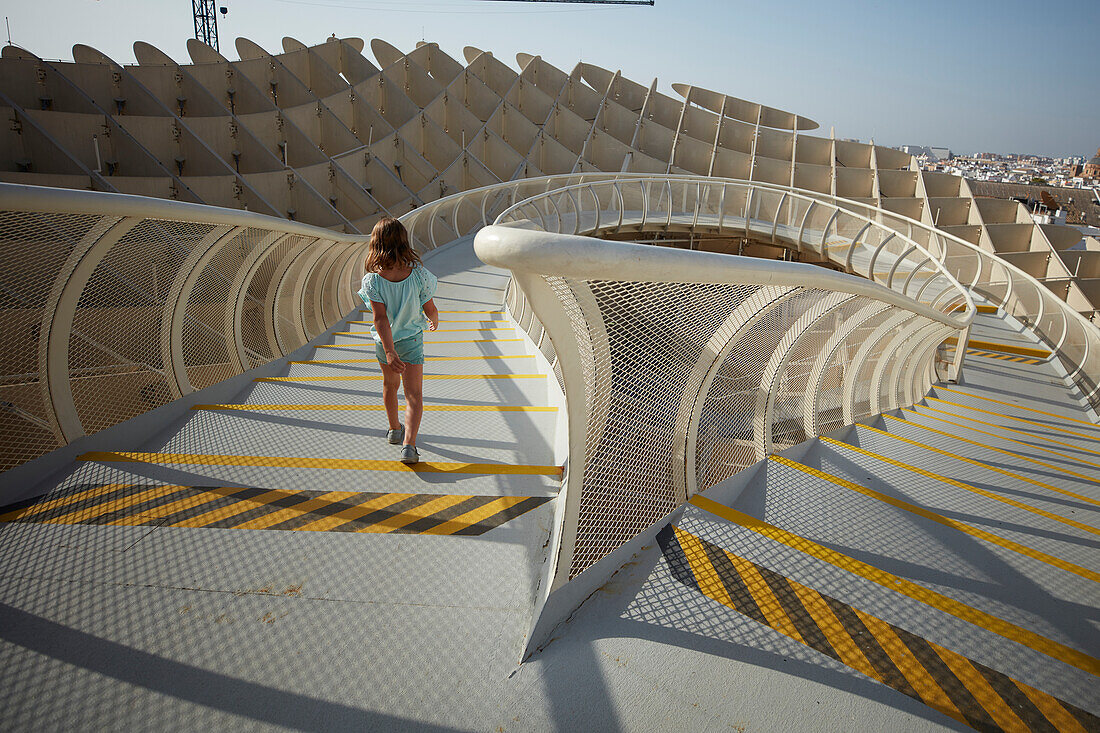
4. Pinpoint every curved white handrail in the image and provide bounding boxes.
[476,201,965,590]
[491,177,975,329]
